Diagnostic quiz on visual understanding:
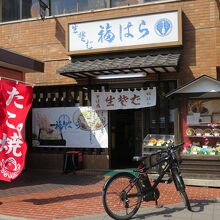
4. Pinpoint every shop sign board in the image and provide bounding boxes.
[32,107,108,148]
[91,87,156,110]
[68,10,181,54]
